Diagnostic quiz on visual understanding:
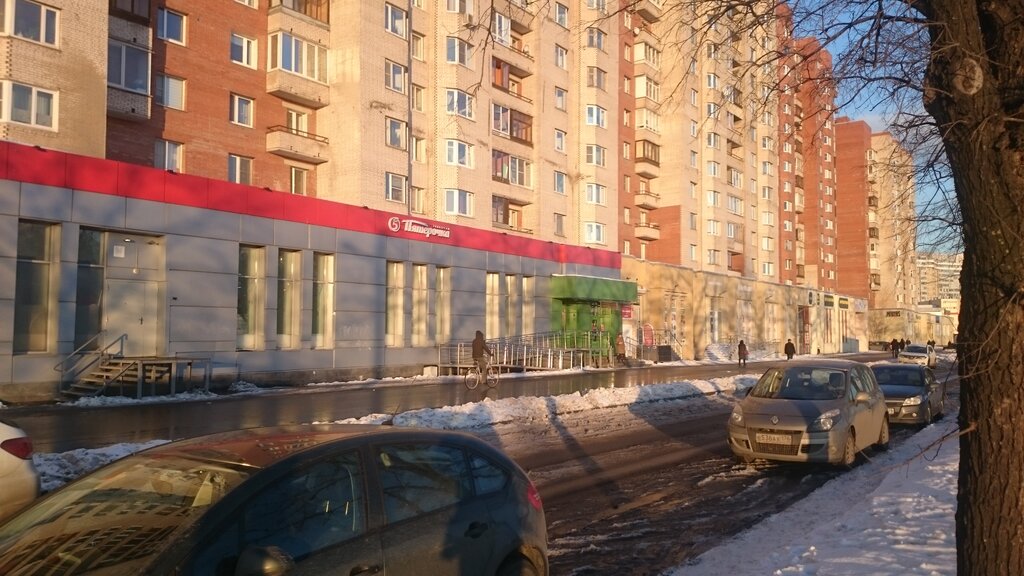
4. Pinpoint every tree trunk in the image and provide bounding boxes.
[919,1,1024,574]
